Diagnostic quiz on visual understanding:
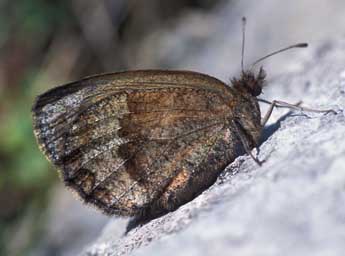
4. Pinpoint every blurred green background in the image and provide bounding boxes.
[0,1,221,255]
